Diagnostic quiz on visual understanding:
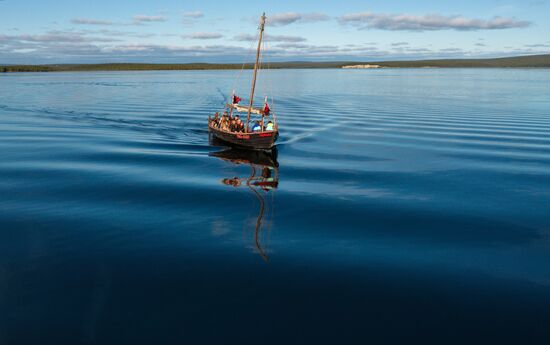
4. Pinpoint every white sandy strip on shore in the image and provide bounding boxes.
[341,64,382,69]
